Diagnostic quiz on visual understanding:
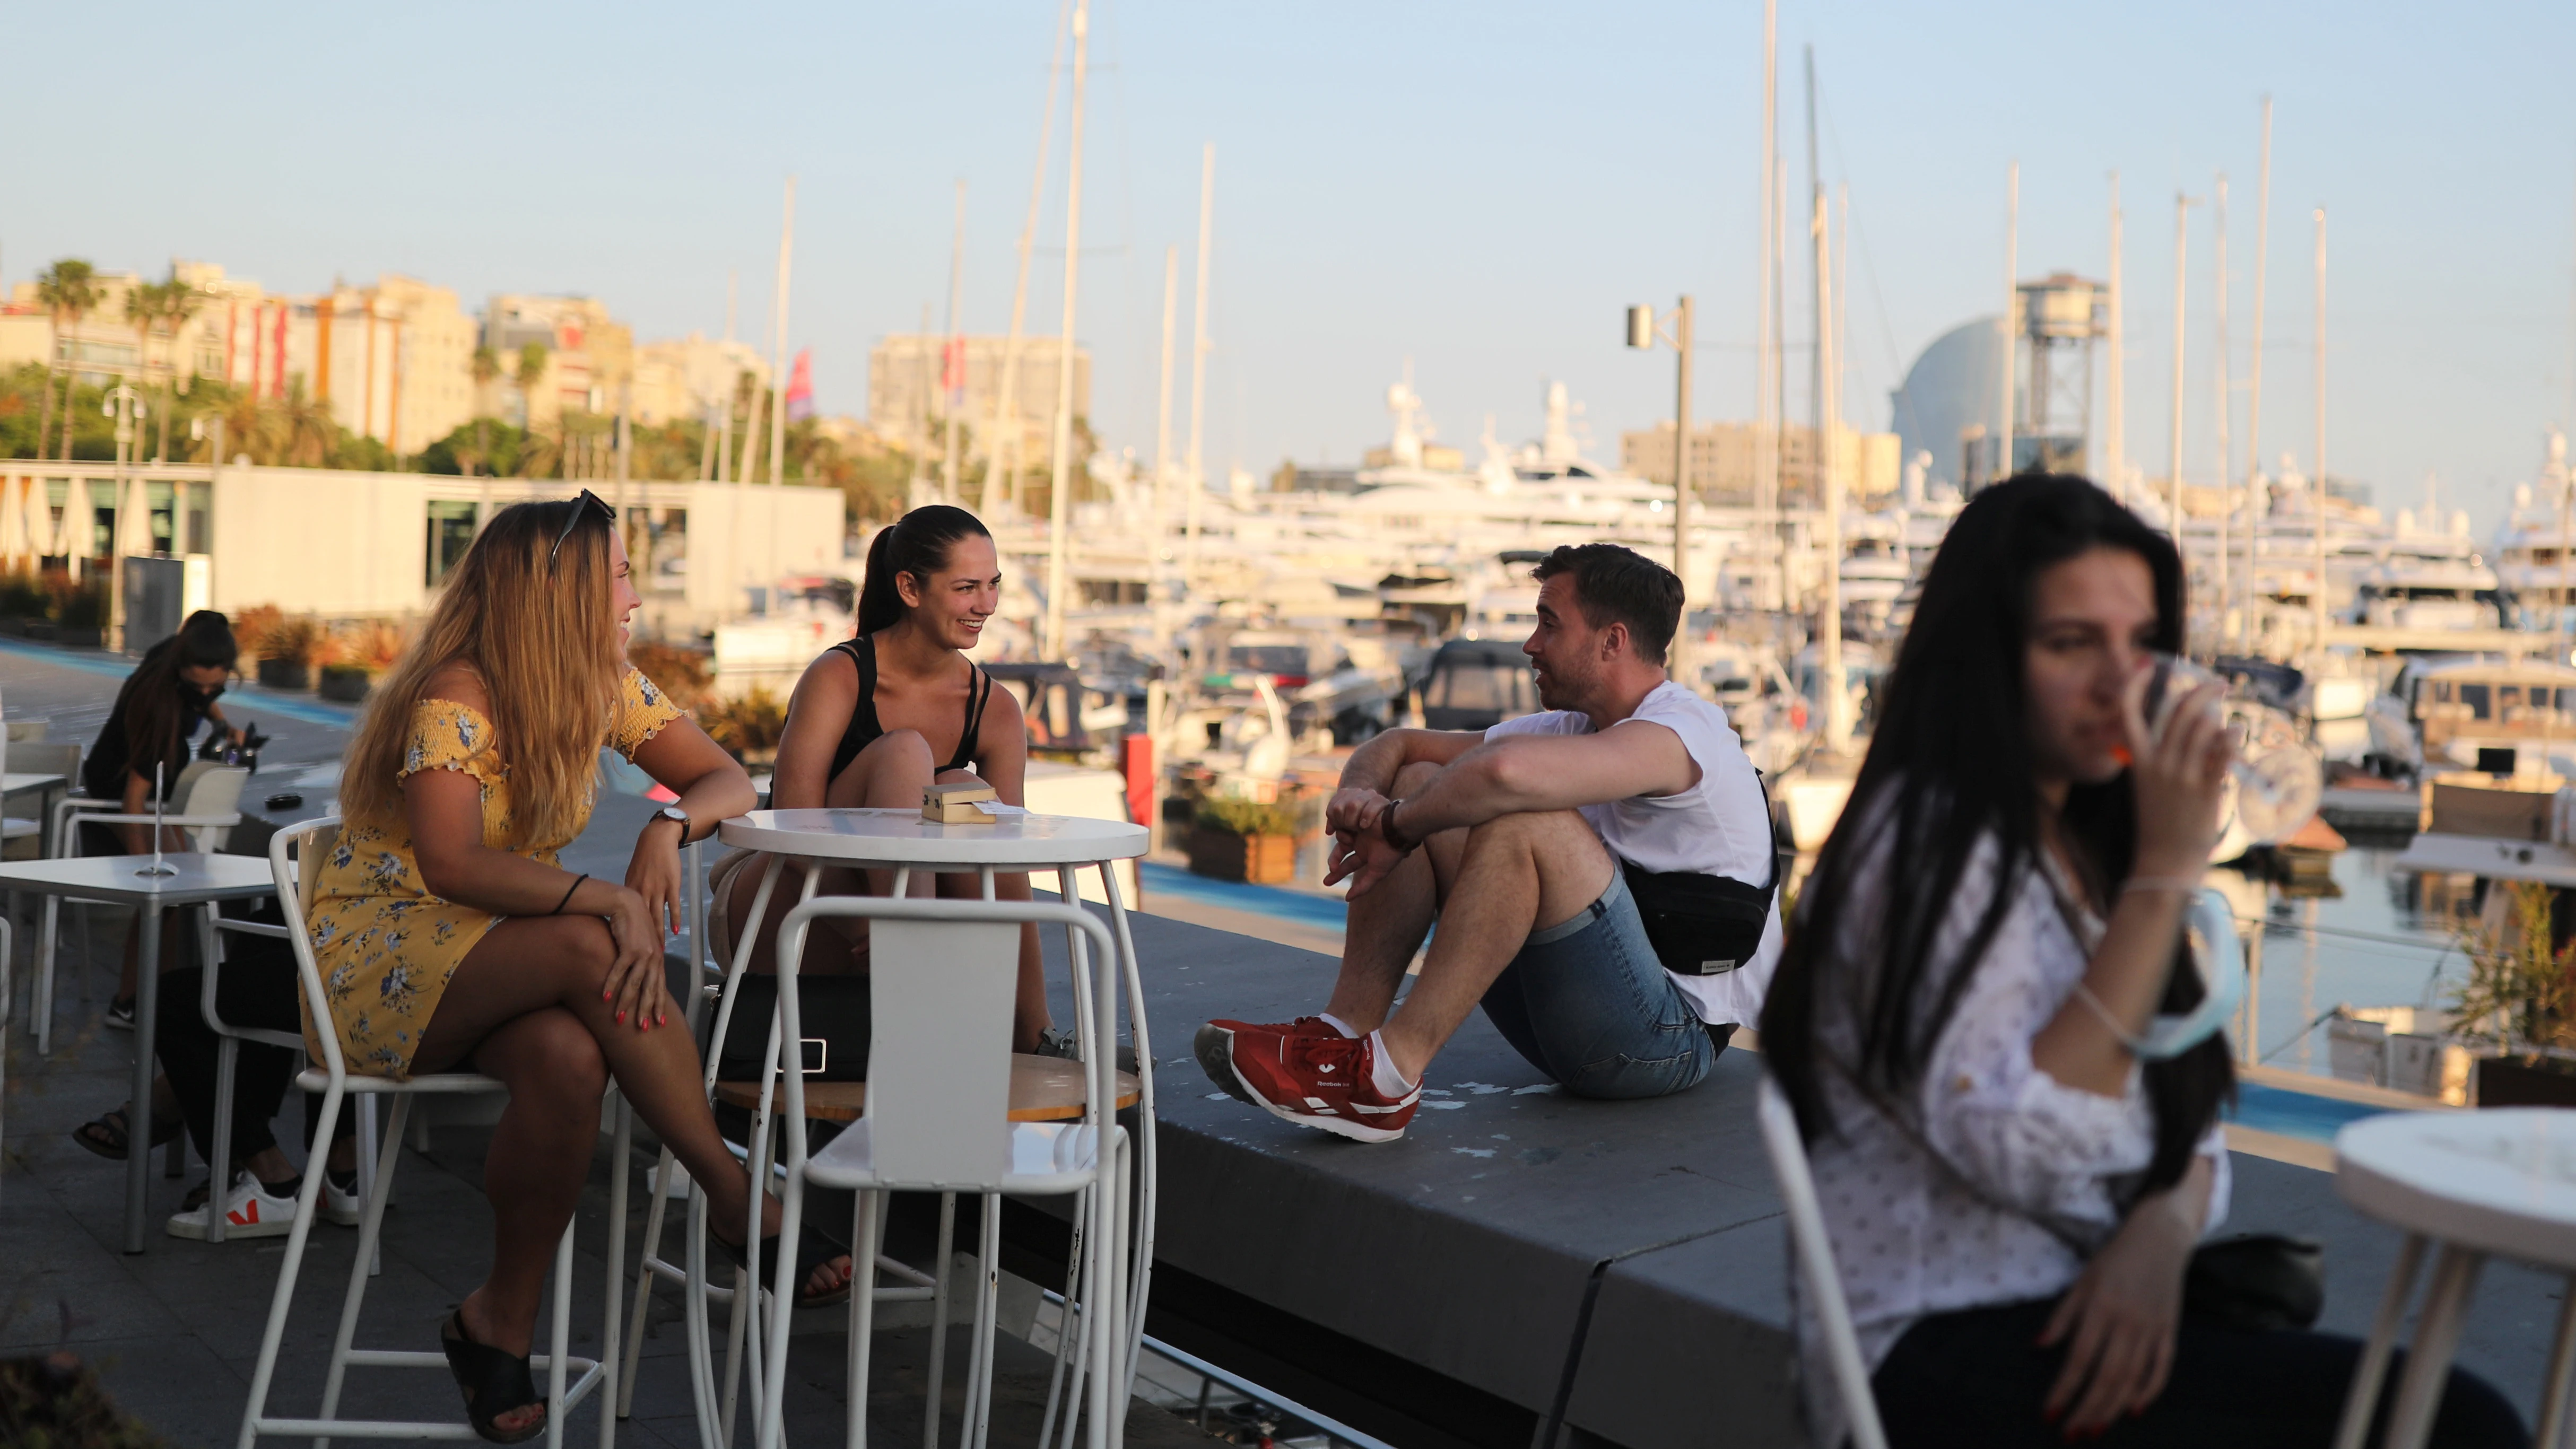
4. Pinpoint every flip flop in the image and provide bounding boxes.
[70,1106,181,1162]
[439,1309,546,1445]
[713,1215,854,1310]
